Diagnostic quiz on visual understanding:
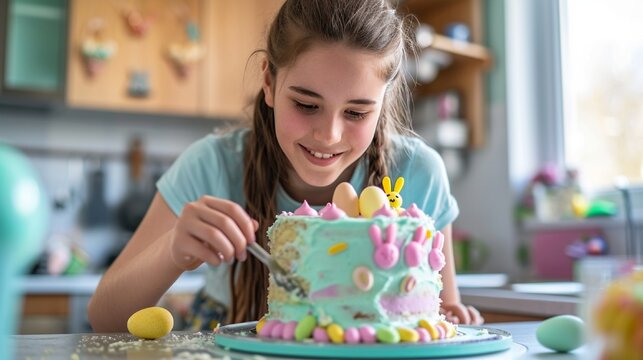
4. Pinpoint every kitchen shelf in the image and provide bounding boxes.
[400,0,492,149]
[521,216,640,231]
[428,34,492,67]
